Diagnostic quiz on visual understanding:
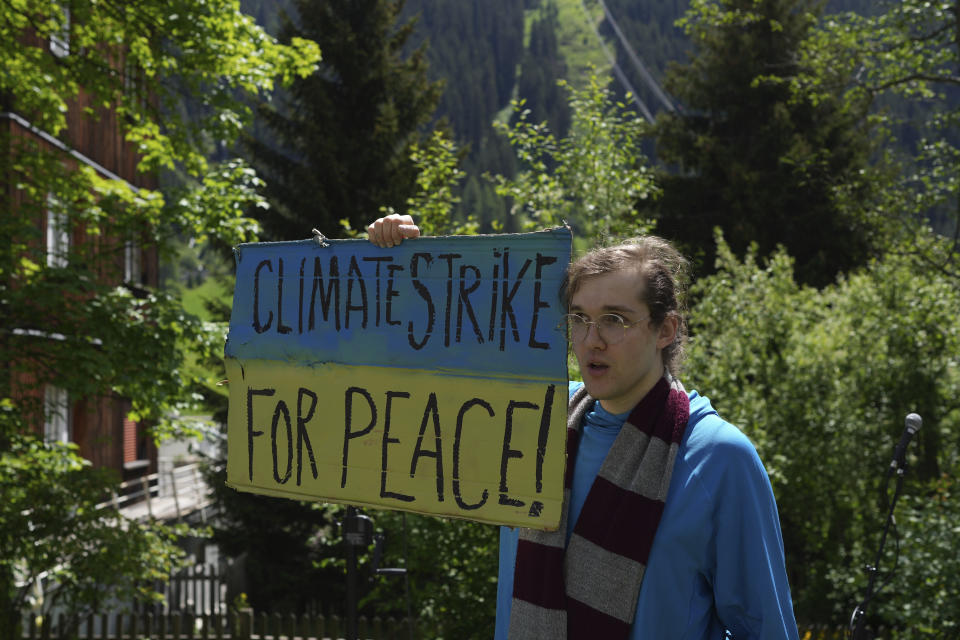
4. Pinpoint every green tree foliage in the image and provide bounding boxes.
[769,2,960,631]
[0,418,193,638]
[891,475,960,637]
[1,0,319,426]
[794,0,960,274]
[493,74,658,241]
[244,0,442,242]
[685,232,960,631]
[650,0,877,286]
[396,130,476,236]
[0,0,318,634]
[363,512,499,639]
